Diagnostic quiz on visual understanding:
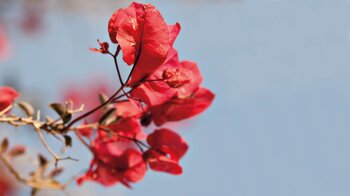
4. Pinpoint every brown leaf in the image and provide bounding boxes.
[99,108,116,126]
[18,101,35,117]
[64,135,72,147]
[0,138,9,153]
